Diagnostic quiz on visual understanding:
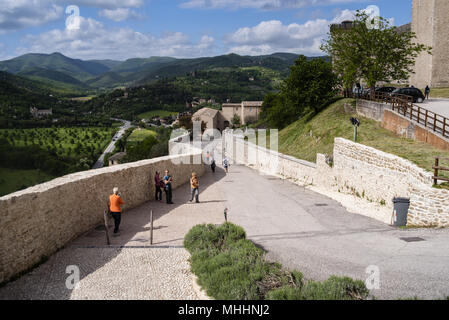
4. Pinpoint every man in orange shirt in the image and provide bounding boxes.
[109,187,124,235]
